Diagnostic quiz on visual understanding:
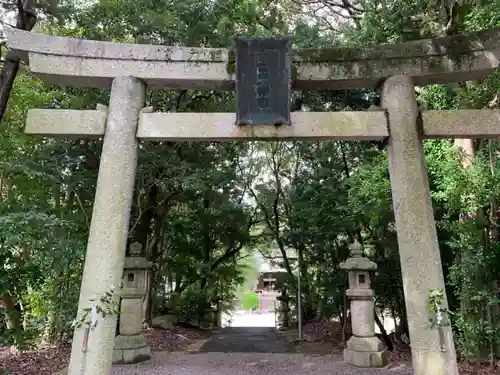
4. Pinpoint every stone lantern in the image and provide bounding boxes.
[113,242,151,364]
[339,241,388,368]
[276,287,290,330]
